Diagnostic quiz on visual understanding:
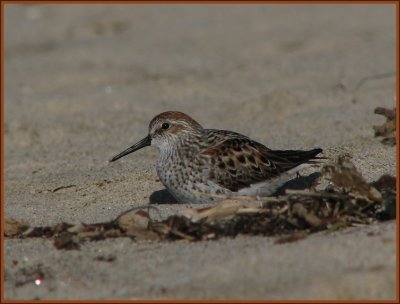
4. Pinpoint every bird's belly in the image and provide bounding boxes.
[155,160,223,204]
